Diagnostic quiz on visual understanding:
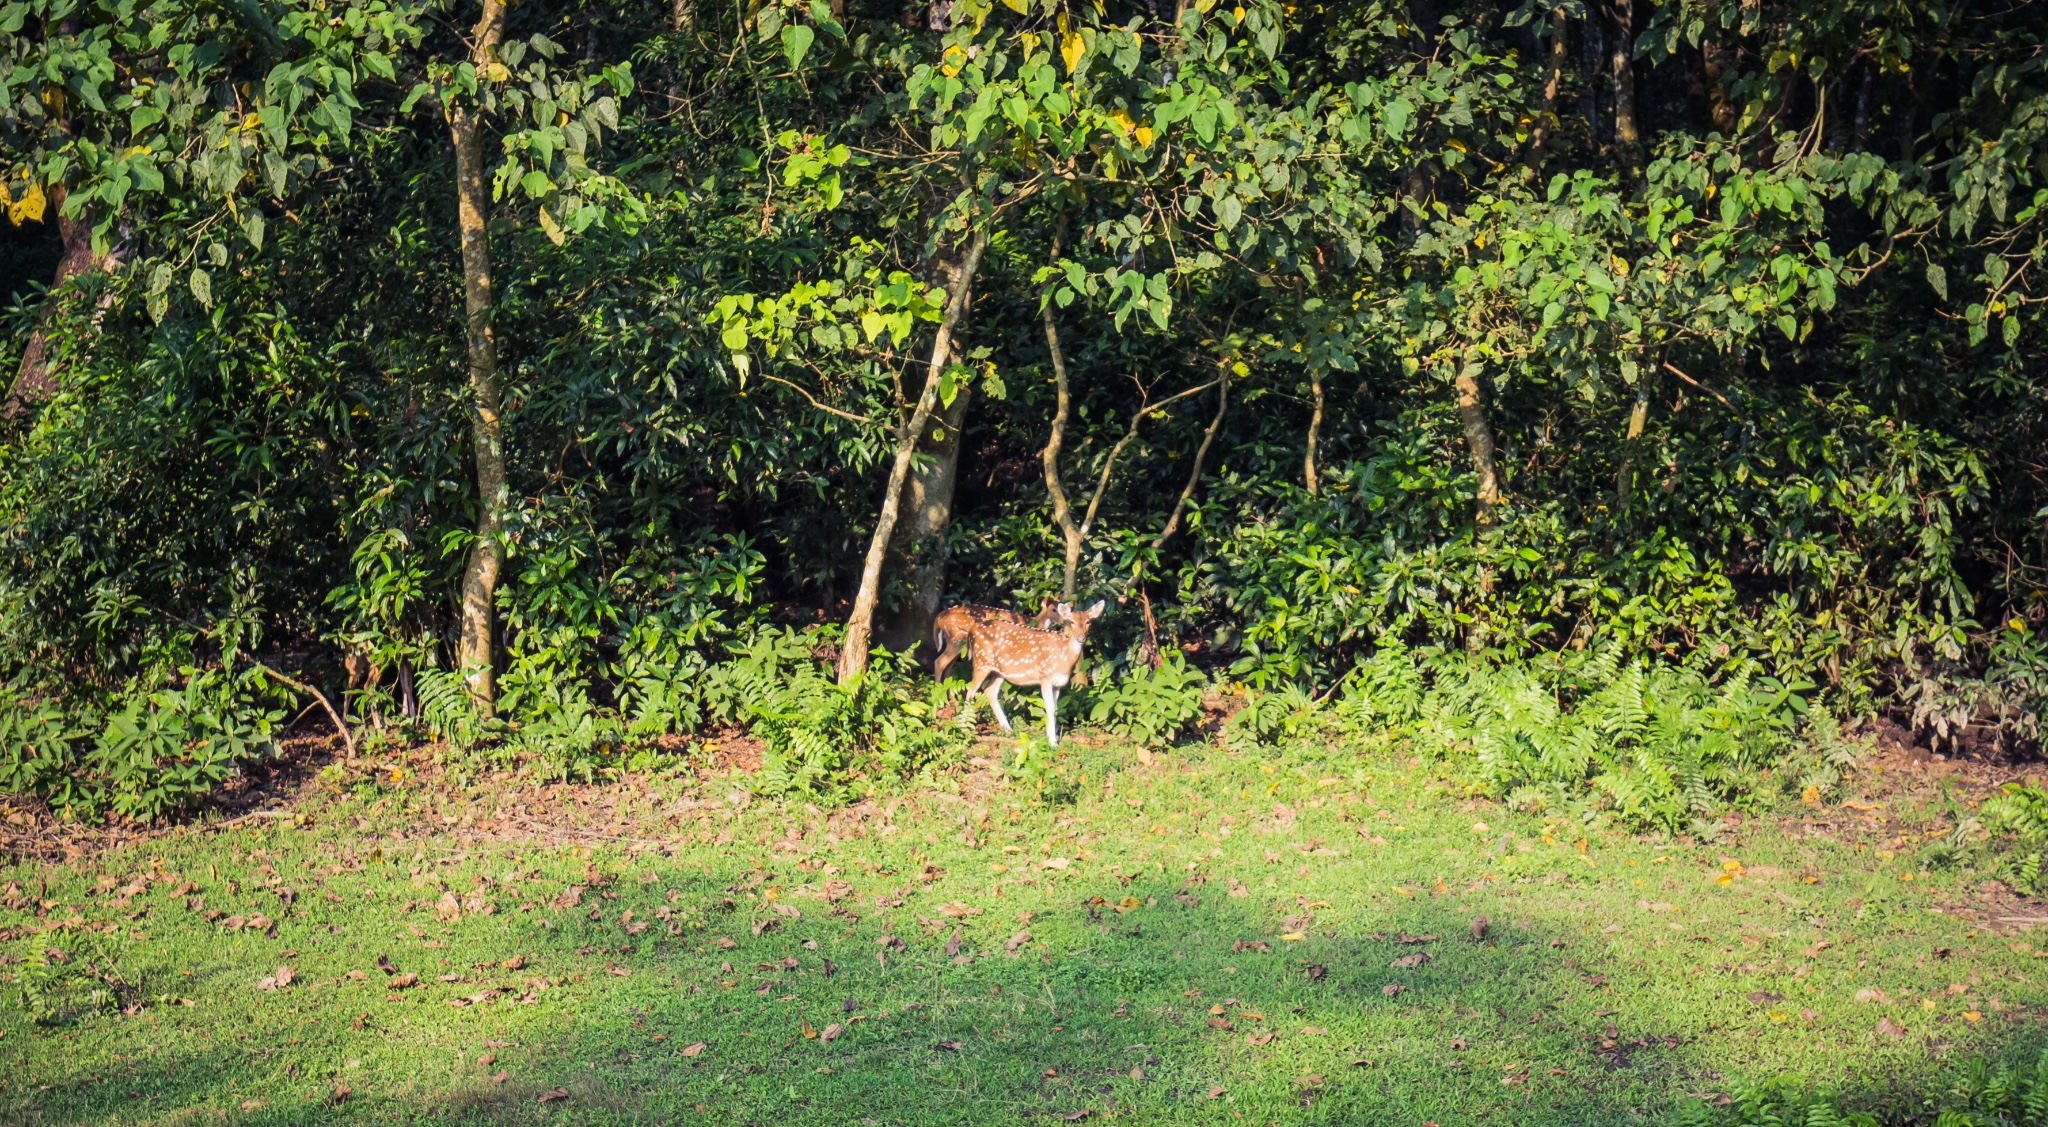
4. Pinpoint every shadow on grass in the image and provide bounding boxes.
[10,846,2042,1127]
